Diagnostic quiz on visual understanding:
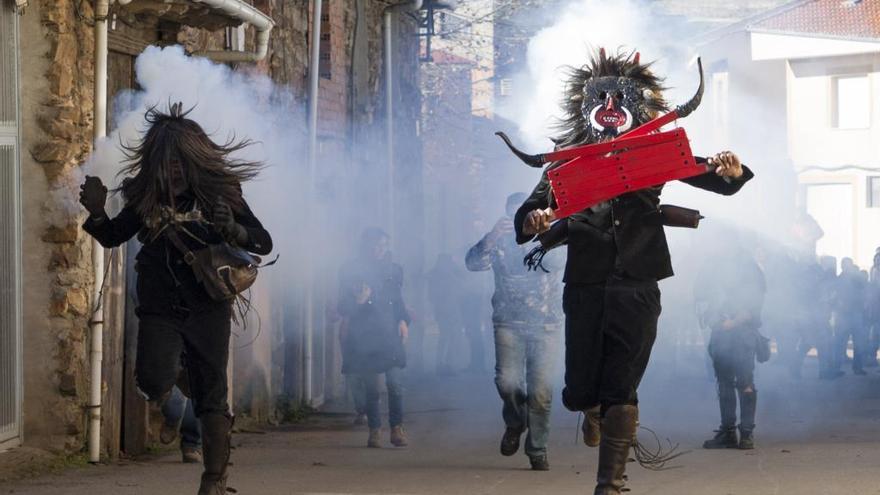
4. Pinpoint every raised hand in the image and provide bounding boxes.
[79,175,108,217]
[708,151,743,179]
